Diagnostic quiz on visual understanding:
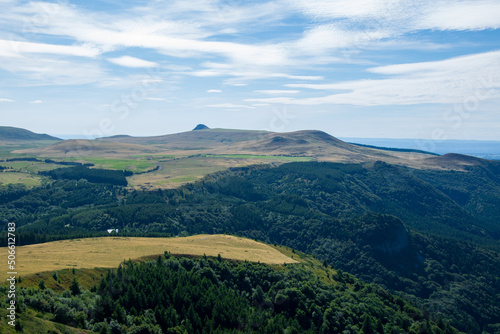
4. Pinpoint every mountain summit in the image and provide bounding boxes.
[193,124,210,131]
